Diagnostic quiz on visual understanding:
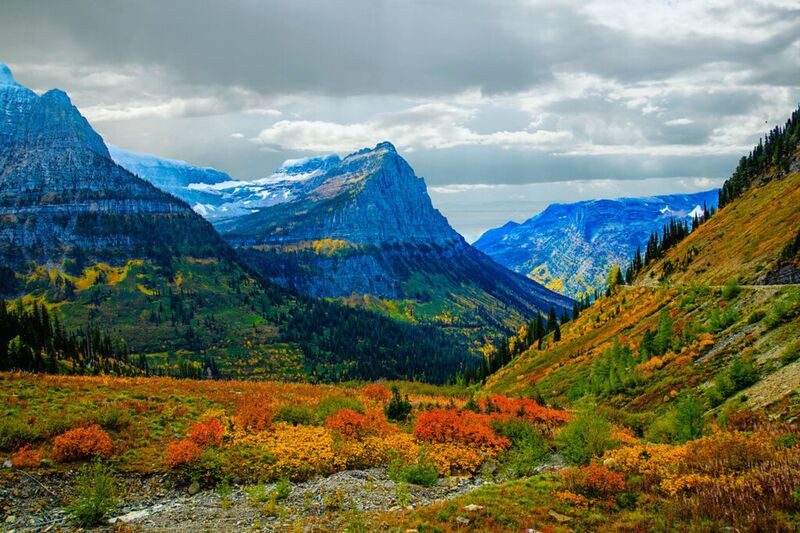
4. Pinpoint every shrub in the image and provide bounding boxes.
[707,356,759,407]
[494,419,550,477]
[273,478,292,500]
[780,338,800,365]
[188,419,224,447]
[556,411,614,466]
[316,396,364,422]
[414,408,510,451]
[384,387,412,422]
[52,425,113,463]
[763,298,789,329]
[388,452,439,487]
[66,461,117,527]
[233,395,273,432]
[92,404,131,431]
[363,383,392,402]
[0,416,41,451]
[164,439,202,468]
[721,280,741,301]
[674,396,705,443]
[11,445,43,468]
[274,404,315,426]
[187,447,227,487]
[326,408,392,439]
[561,464,625,499]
